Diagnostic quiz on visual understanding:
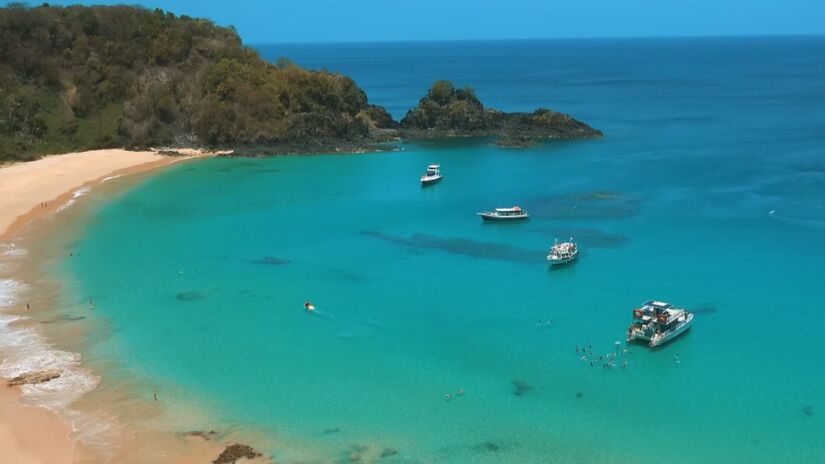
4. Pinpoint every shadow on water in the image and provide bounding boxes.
[531,227,629,248]
[529,191,641,220]
[362,230,544,263]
